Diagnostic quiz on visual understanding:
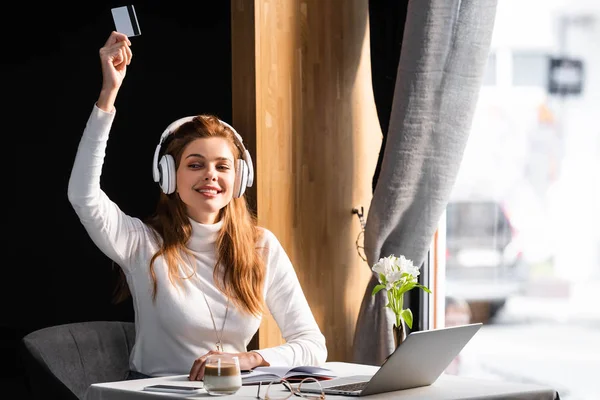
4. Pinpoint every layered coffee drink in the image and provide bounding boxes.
[204,355,242,395]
